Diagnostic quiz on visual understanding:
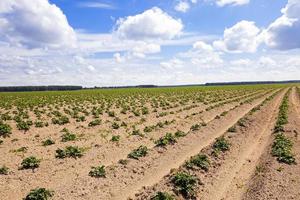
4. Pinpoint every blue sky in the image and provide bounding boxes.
[0,0,299,86]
